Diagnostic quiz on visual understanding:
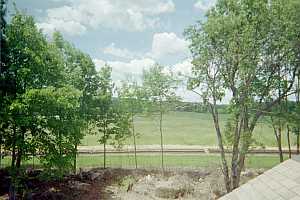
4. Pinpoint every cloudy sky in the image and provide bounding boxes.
[11,0,216,102]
